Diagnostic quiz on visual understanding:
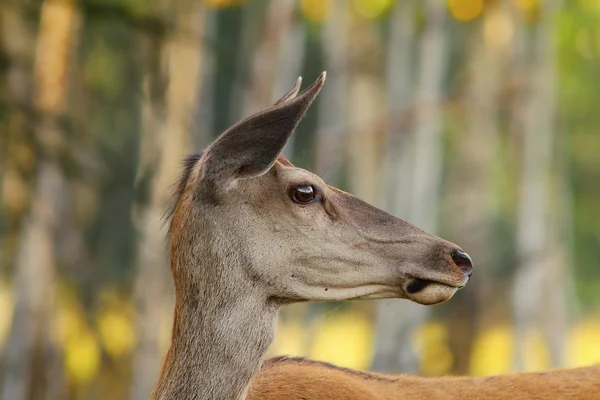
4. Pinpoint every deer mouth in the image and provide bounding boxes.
[405,278,465,294]
[406,278,434,294]
[403,276,467,305]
